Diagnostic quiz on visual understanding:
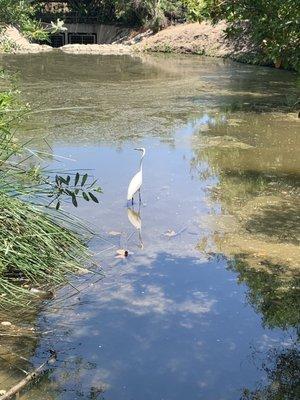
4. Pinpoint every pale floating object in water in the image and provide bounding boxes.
[109,231,122,236]
[115,249,133,259]
[163,227,187,238]
[30,288,53,299]
[30,288,46,294]
[1,321,12,327]
[77,267,92,275]
[163,229,176,238]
